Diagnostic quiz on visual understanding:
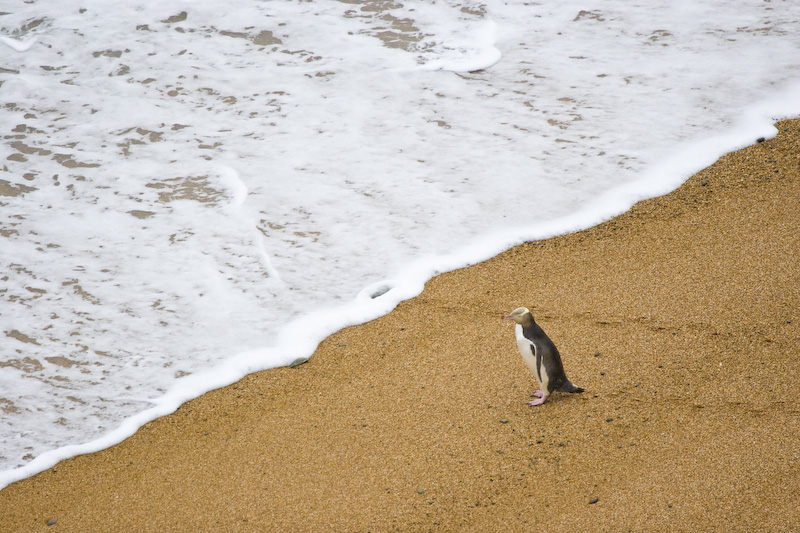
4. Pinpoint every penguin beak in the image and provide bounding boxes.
[502,314,513,320]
